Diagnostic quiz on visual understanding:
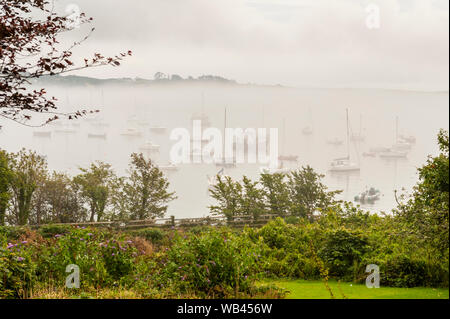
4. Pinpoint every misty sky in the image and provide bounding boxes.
[51,0,449,90]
